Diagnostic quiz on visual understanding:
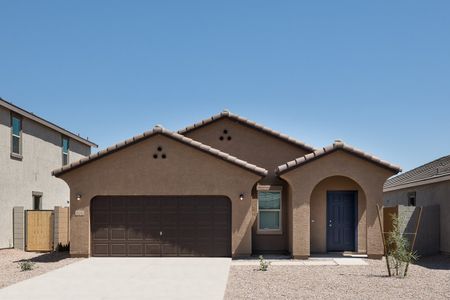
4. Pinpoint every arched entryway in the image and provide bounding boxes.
[309,176,367,254]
